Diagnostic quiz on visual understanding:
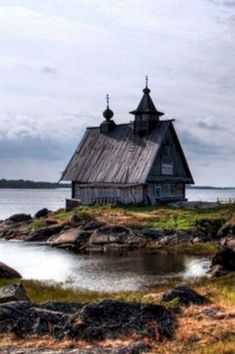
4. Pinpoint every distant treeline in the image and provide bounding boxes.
[0,179,71,189]
[187,185,235,190]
